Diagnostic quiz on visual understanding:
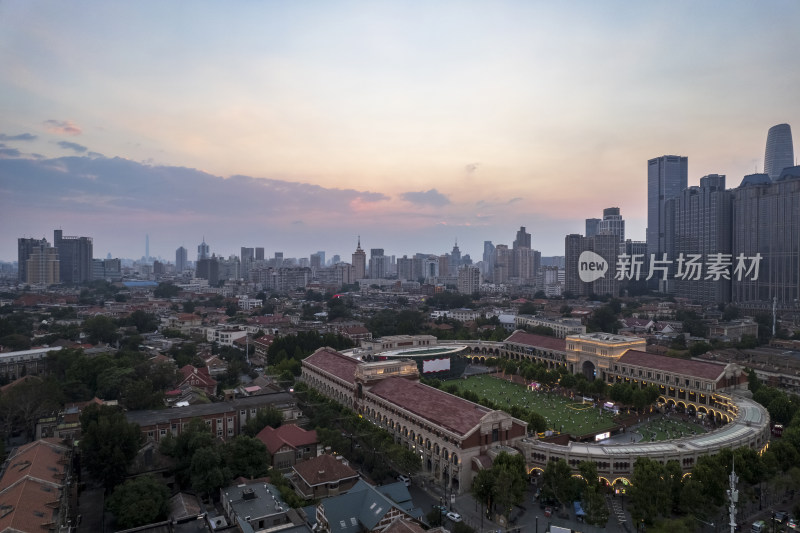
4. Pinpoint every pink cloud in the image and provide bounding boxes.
[43,119,82,136]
